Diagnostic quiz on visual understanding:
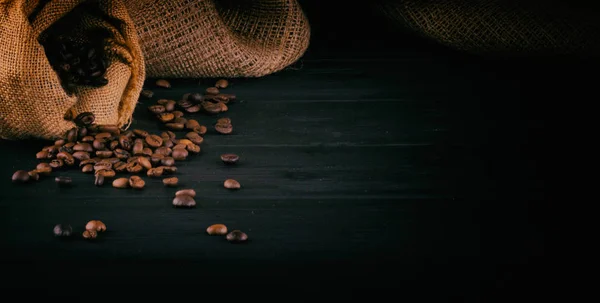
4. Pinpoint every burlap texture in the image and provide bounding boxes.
[127,0,311,78]
[0,0,145,140]
[374,0,600,56]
